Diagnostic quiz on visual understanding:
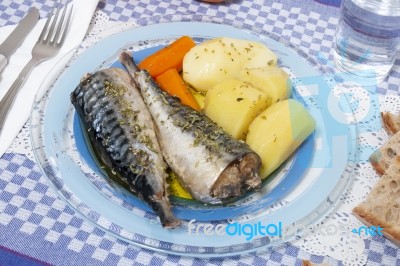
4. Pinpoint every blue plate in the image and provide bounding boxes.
[31,15,357,257]
[72,44,315,221]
